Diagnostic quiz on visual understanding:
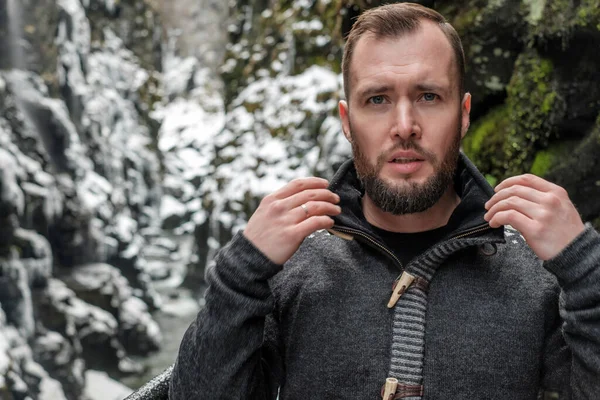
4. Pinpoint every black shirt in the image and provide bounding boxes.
[369,223,451,267]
